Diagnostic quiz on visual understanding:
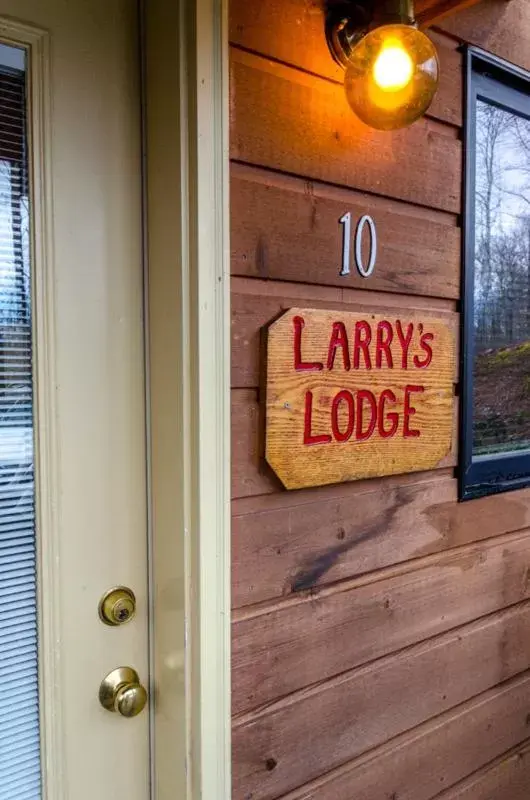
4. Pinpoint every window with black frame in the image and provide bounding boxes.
[461,49,530,499]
